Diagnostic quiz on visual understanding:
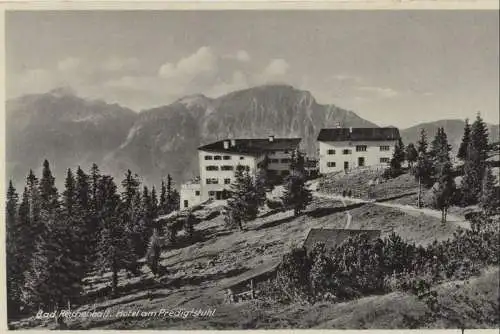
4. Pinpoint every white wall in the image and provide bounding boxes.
[180,183,202,209]
[318,140,397,174]
[198,150,263,201]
